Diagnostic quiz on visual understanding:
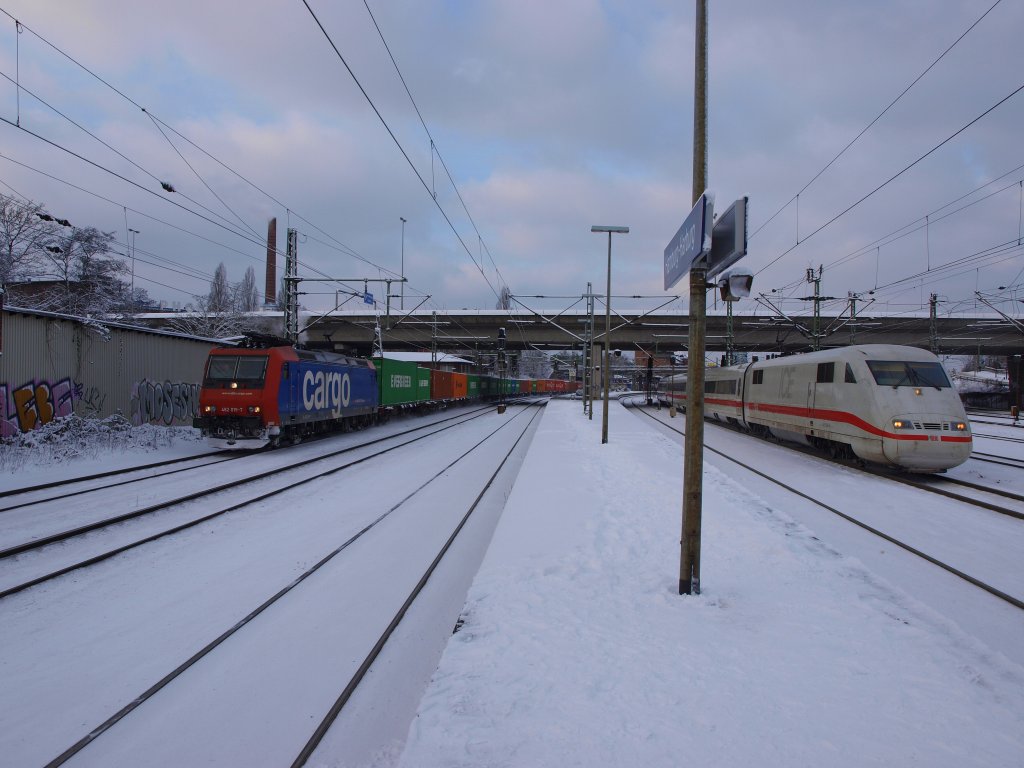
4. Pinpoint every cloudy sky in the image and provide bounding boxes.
[1,0,1022,321]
